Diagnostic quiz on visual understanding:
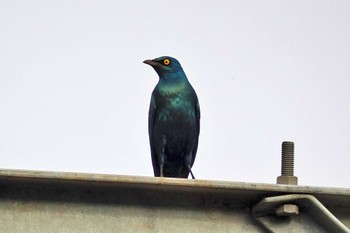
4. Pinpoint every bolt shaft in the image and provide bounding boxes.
[281,141,294,176]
